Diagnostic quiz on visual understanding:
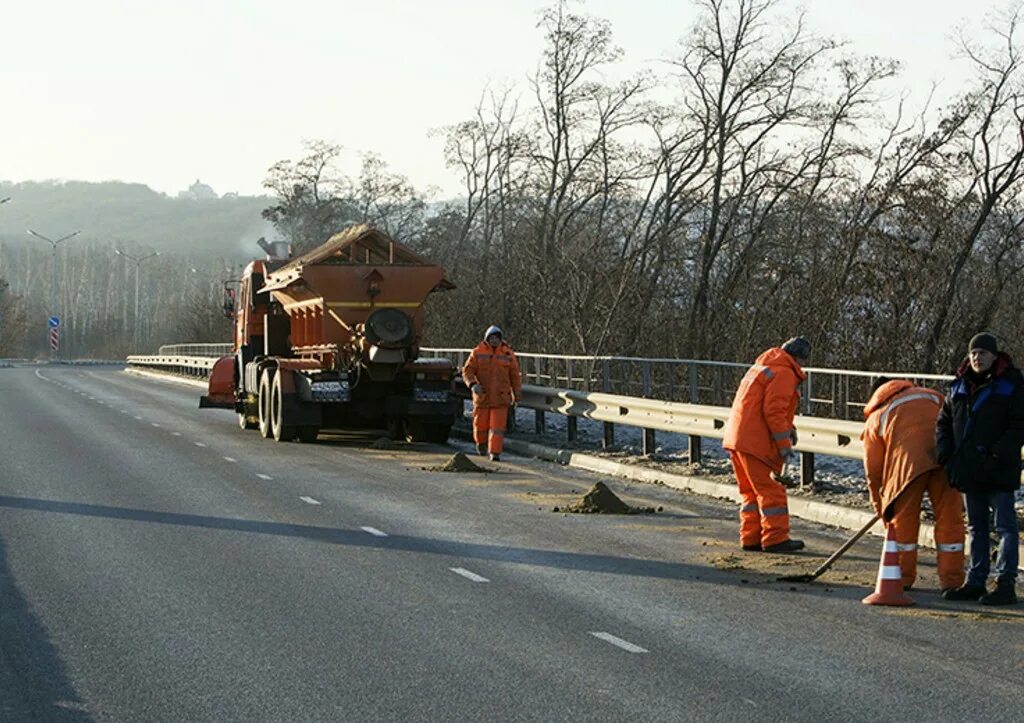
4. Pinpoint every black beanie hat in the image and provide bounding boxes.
[781,336,811,361]
[968,332,998,355]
